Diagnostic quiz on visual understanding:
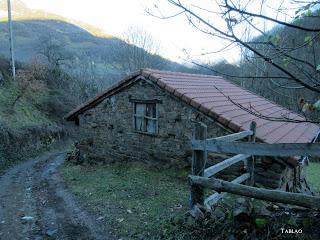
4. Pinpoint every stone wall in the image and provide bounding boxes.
[77,78,230,168]
[75,77,298,189]
[0,123,66,171]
